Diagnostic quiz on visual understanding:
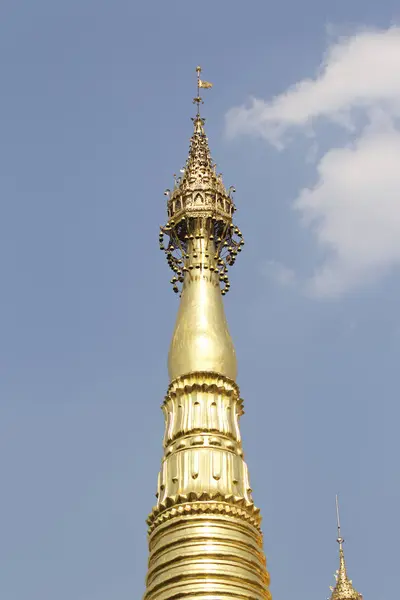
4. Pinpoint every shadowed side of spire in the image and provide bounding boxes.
[329,496,362,600]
